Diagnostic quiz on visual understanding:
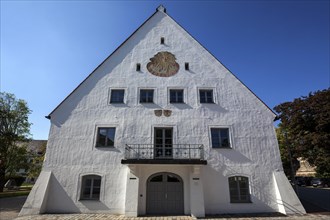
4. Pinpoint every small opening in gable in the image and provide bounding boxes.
[136,63,141,71]
[185,62,189,70]
[160,37,165,44]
